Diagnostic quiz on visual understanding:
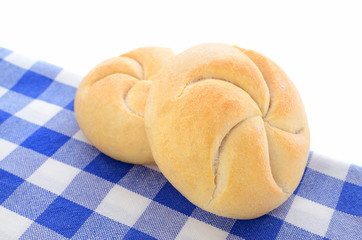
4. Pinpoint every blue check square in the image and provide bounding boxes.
[336,182,362,216]
[73,213,129,240]
[44,109,79,137]
[21,127,70,157]
[153,181,196,216]
[0,169,24,204]
[0,60,26,88]
[11,70,53,98]
[36,196,93,238]
[0,116,39,144]
[134,201,189,240]
[0,90,33,114]
[118,165,167,199]
[38,81,76,108]
[2,181,57,220]
[0,146,47,179]
[297,168,344,208]
[230,215,283,240]
[84,153,134,183]
[61,171,114,210]
[30,61,63,79]
[52,139,99,169]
